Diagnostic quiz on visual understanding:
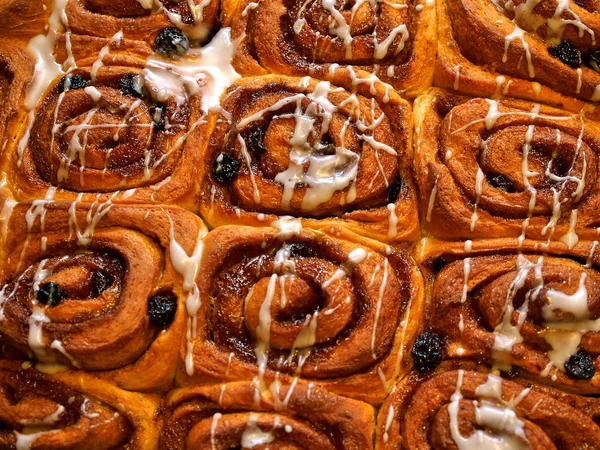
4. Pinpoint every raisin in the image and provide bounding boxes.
[147,293,178,327]
[288,242,317,258]
[550,41,581,67]
[154,27,189,58]
[488,173,515,193]
[119,74,146,99]
[588,50,600,73]
[564,351,595,380]
[90,271,112,298]
[388,175,402,203]
[411,331,444,373]
[35,282,63,306]
[212,153,240,184]
[57,74,89,93]
[150,104,166,130]
[244,128,267,157]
